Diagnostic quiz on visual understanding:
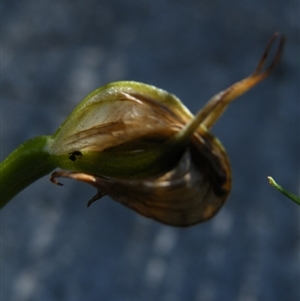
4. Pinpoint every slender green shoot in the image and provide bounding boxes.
[268,176,300,206]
